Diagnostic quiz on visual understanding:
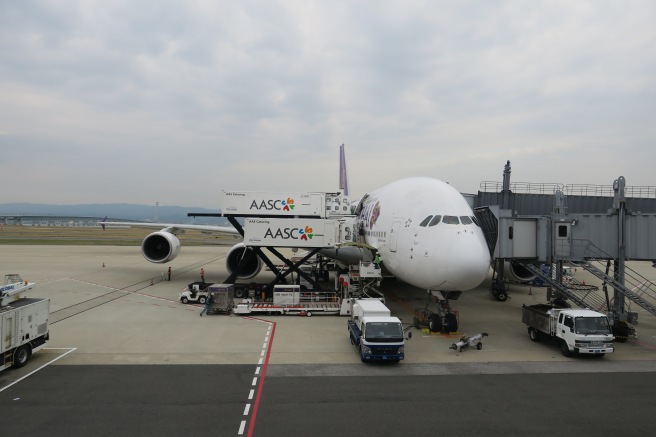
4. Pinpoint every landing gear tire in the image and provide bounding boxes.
[444,313,458,333]
[413,316,420,329]
[13,345,31,369]
[428,314,441,333]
